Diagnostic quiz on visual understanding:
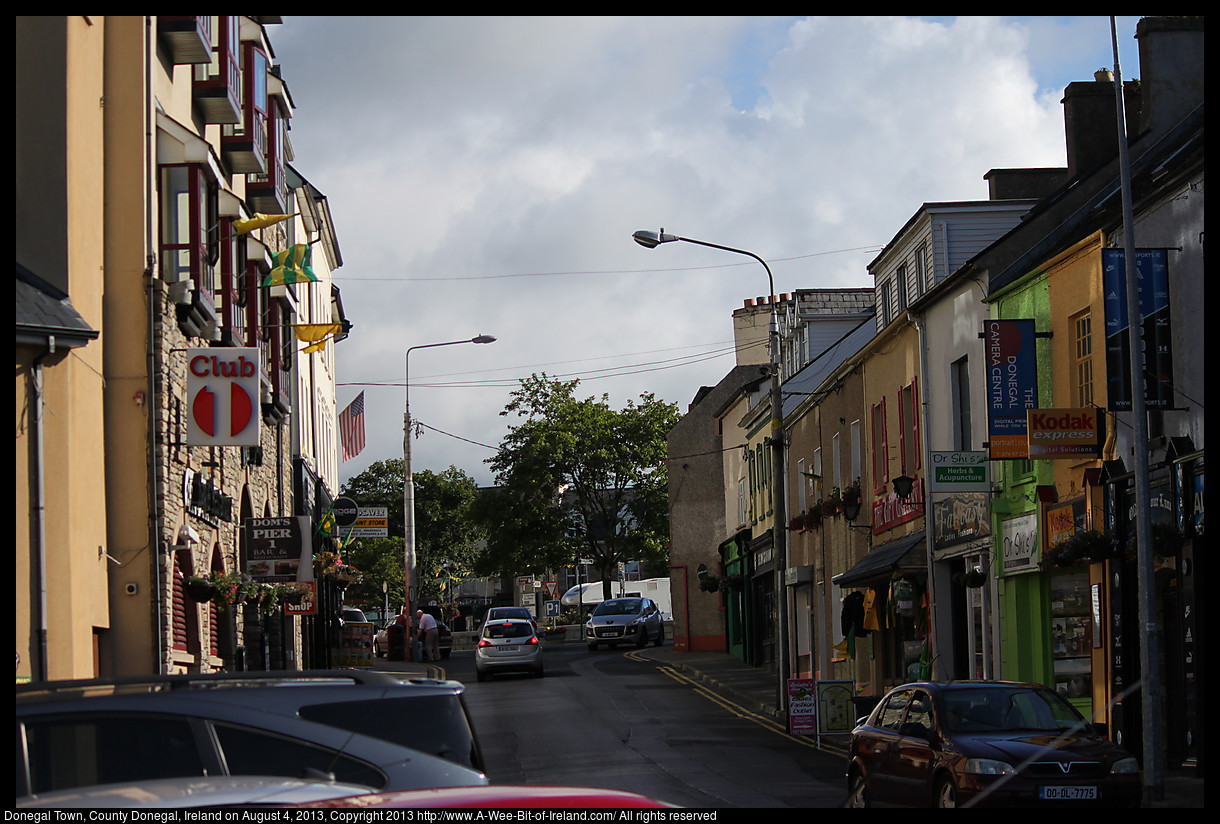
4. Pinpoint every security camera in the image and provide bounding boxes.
[124,582,139,596]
